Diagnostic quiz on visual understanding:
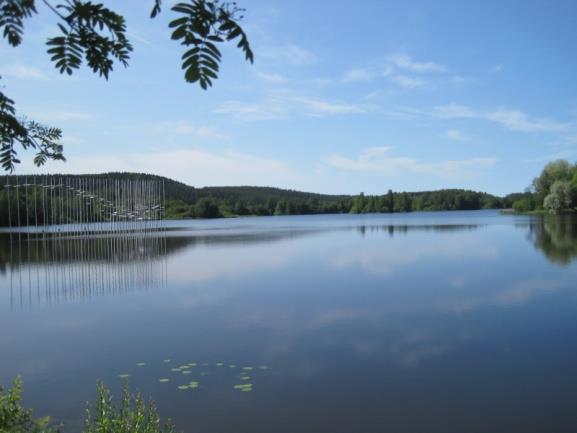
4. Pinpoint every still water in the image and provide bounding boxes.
[1,210,577,433]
